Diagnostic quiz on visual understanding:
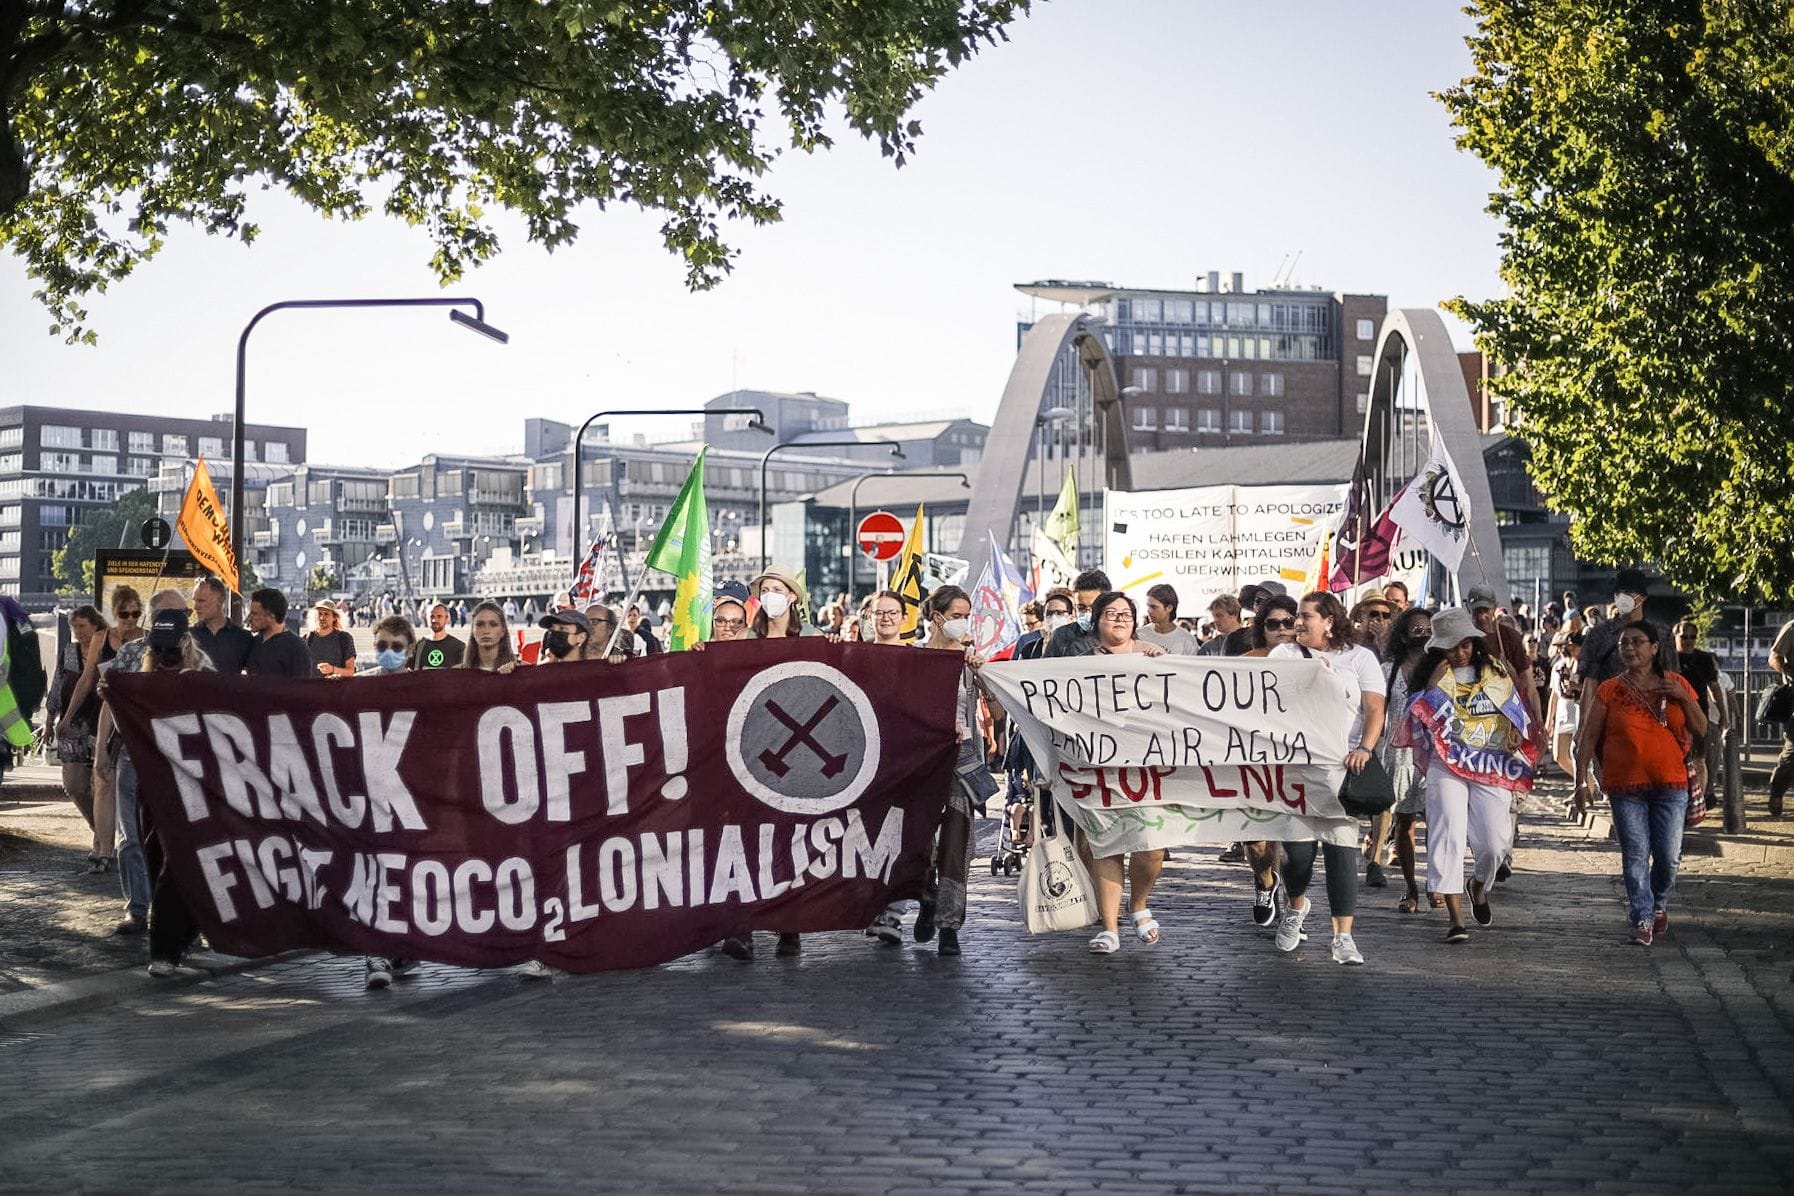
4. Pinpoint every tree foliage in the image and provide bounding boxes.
[1442,1,1794,602]
[1,0,1029,340]
[50,485,155,595]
